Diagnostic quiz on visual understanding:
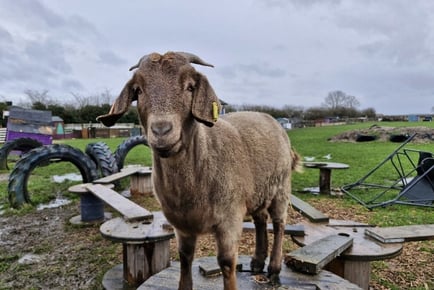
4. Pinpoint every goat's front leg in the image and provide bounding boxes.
[177,232,197,290]
[215,226,241,290]
[250,211,268,273]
